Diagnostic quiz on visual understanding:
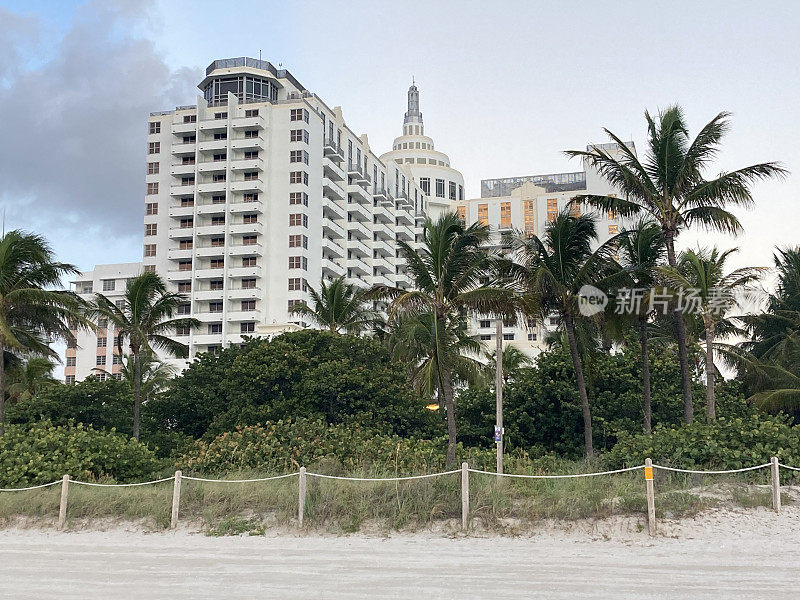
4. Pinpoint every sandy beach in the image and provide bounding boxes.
[2,505,799,599]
